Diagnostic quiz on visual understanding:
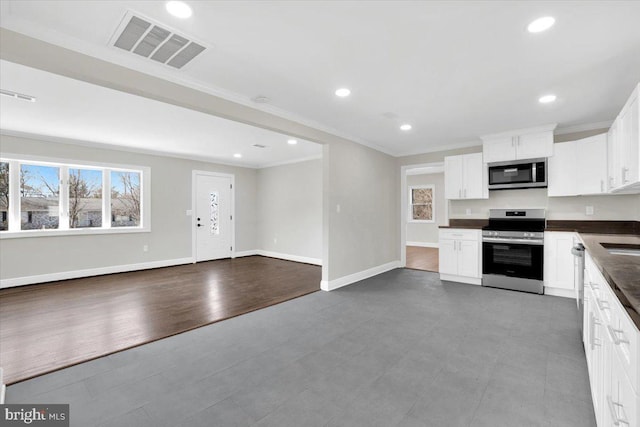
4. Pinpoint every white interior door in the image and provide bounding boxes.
[194,173,233,262]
